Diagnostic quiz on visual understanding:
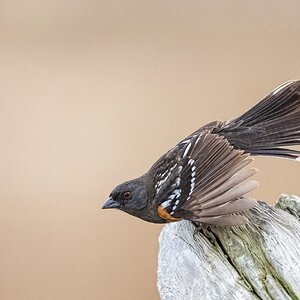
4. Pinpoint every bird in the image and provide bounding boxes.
[102,80,300,226]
